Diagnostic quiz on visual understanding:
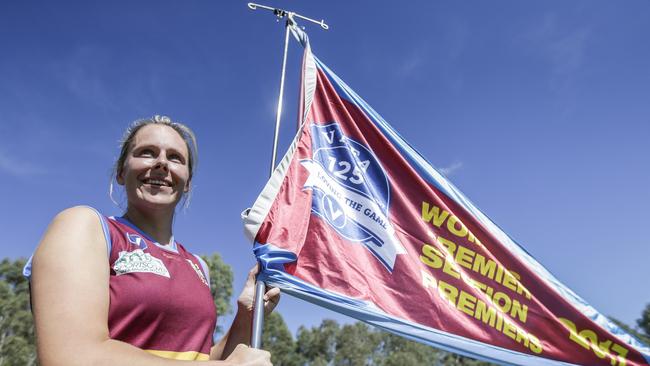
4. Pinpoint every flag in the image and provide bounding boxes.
[242,25,650,366]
